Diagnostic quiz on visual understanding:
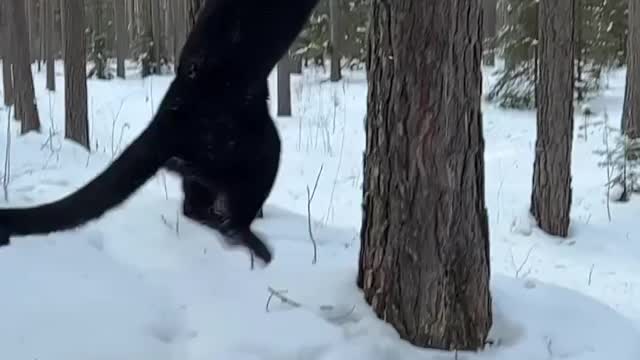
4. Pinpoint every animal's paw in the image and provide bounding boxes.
[0,227,11,246]
[221,229,273,265]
